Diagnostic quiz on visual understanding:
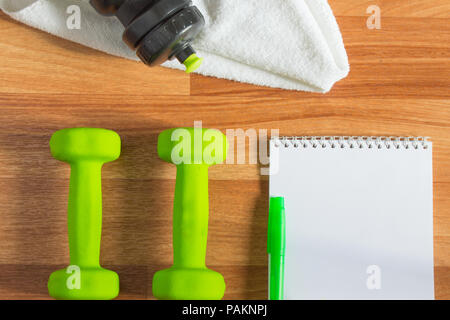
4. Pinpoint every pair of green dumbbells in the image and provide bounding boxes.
[47,127,227,300]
